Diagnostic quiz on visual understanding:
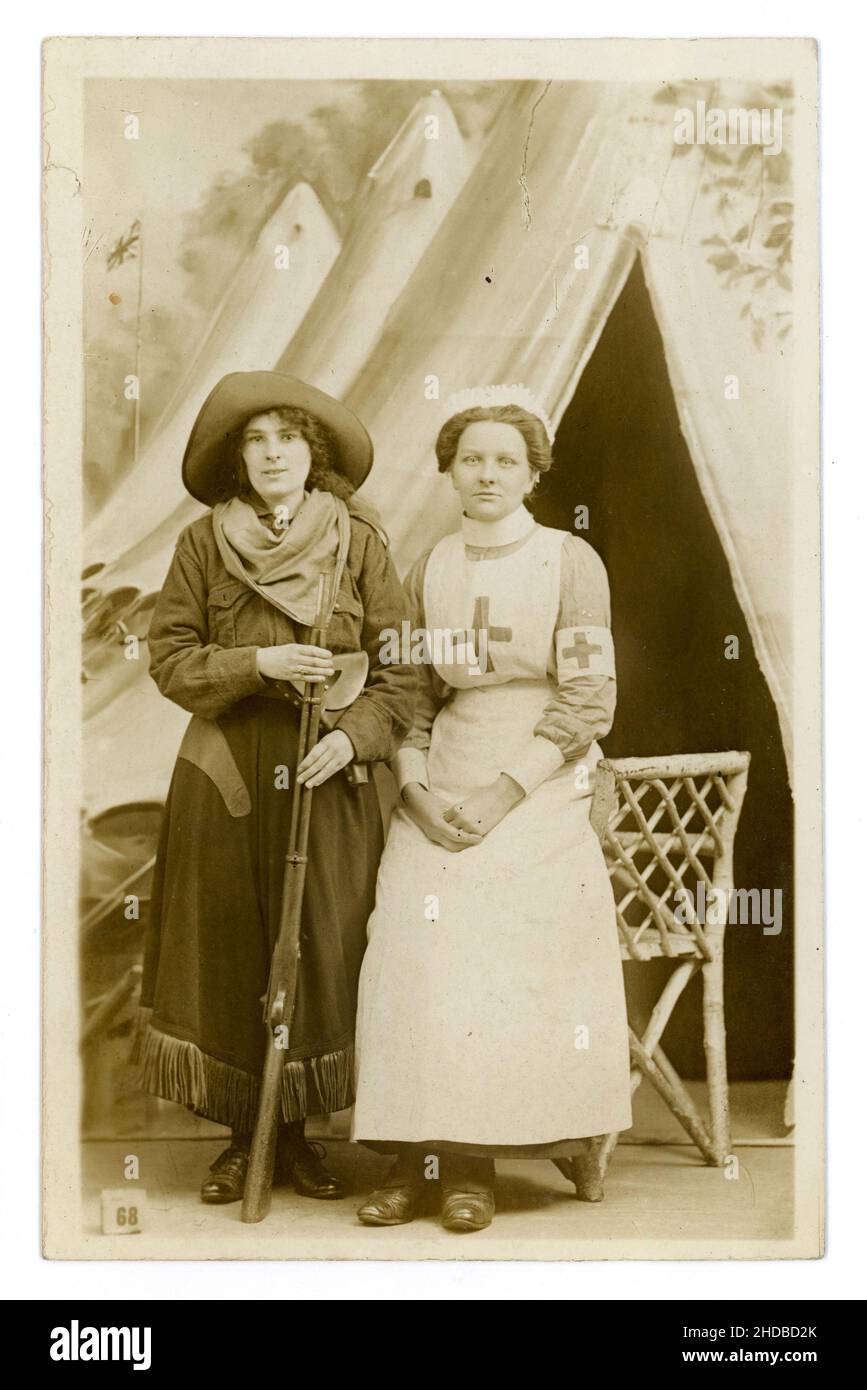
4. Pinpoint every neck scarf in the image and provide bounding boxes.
[212,489,341,627]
